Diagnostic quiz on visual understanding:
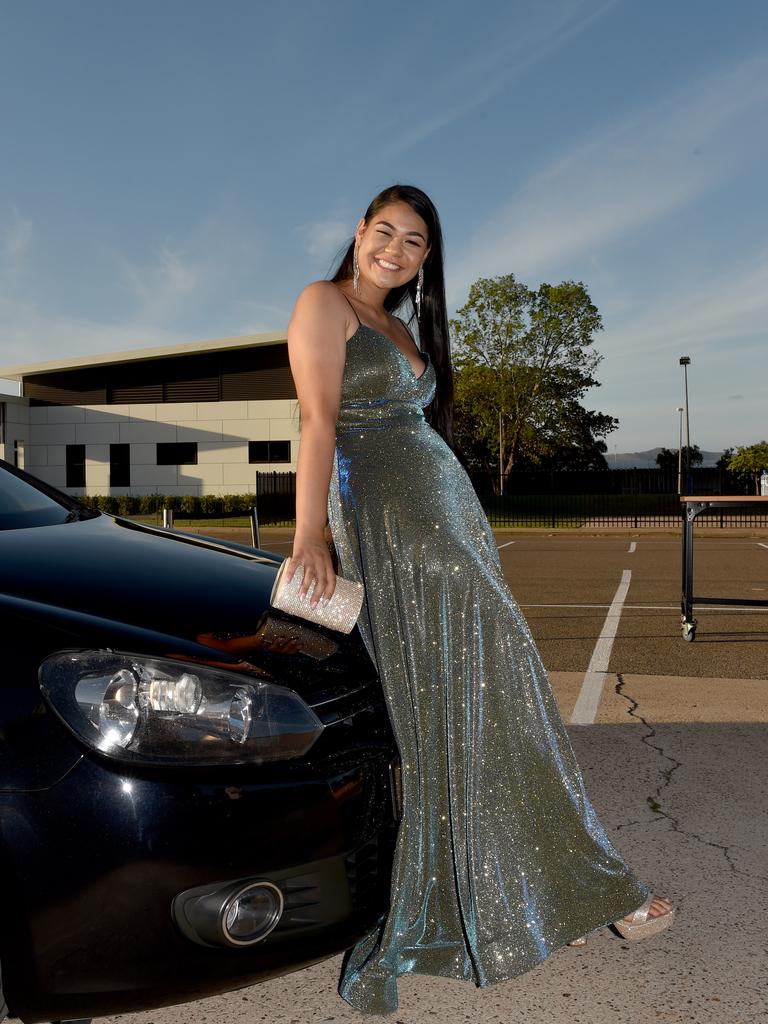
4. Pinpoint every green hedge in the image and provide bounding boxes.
[82,494,259,516]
